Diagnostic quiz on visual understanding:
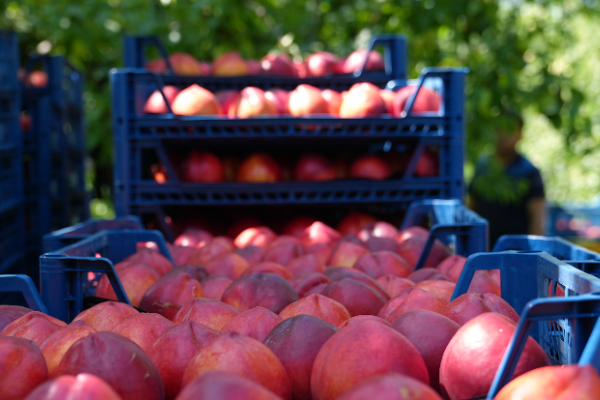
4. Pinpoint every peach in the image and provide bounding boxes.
[337,315,391,329]
[139,271,204,319]
[436,255,467,282]
[392,86,441,117]
[286,254,326,276]
[365,237,400,252]
[173,298,240,331]
[22,373,122,400]
[211,236,236,251]
[321,89,342,114]
[282,216,316,238]
[391,310,460,393]
[294,154,336,181]
[265,315,338,400]
[441,293,519,326]
[380,90,396,115]
[243,262,293,279]
[262,242,304,266]
[201,275,233,300]
[181,150,223,183]
[440,313,550,400]
[205,253,250,280]
[395,226,429,245]
[494,364,600,400]
[337,212,377,236]
[171,84,221,115]
[378,287,448,323]
[72,301,139,332]
[246,59,262,75]
[326,241,369,268]
[376,275,415,298]
[56,332,164,400]
[164,265,209,282]
[183,331,291,399]
[146,58,166,73]
[227,217,262,239]
[187,240,231,266]
[294,61,308,78]
[169,52,202,76]
[300,221,341,247]
[177,371,283,400]
[0,337,48,400]
[220,306,282,342]
[322,277,389,316]
[235,245,267,265]
[397,236,451,269]
[261,53,297,76]
[354,251,412,279]
[1,311,67,346]
[123,250,174,276]
[25,70,49,87]
[112,313,174,354]
[323,267,390,299]
[335,373,443,400]
[349,155,391,180]
[288,273,330,297]
[222,273,299,314]
[215,90,241,116]
[232,87,278,118]
[0,305,31,332]
[304,242,335,264]
[467,270,501,296]
[148,321,220,400]
[279,294,350,327]
[340,82,386,118]
[311,320,429,400]
[213,52,248,76]
[40,321,96,377]
[416,280,456,301]
[288,84,328,116]
[416,149,439,177]
[169,246,196,266]
[95,263,161,307]
[304,283,327,296]
[342,49,384,73]
[265,88,290,114]
[144,85,181,114]
[358,221,398,241]
[408,267,451,283]
[306,52,339,77]
[236,153,282,182]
